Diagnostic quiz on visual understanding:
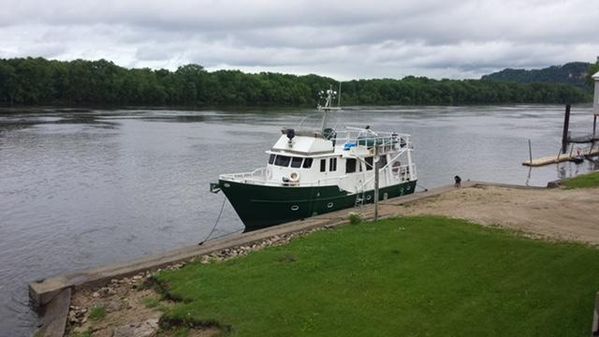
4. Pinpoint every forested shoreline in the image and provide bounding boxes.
[0,57,592,107]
